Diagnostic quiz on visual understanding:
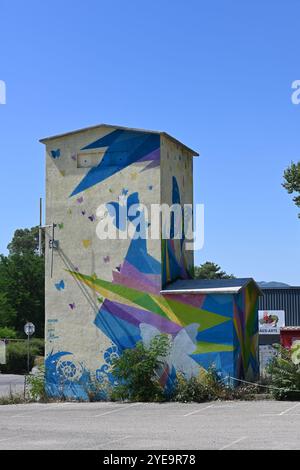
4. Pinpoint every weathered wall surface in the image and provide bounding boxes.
[160,135,194,286]
[44,127,162,398]
[233,282,259,381]
[44,126,258,400]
